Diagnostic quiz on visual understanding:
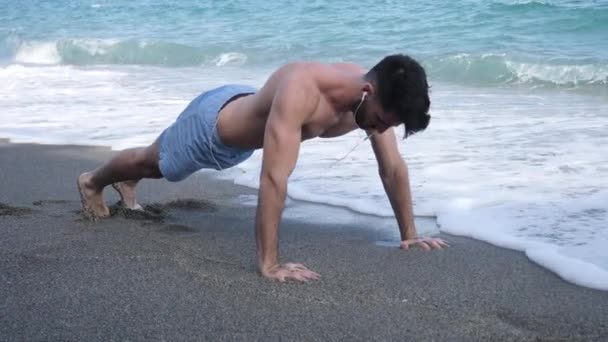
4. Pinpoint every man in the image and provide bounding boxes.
[78,54,448,282]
